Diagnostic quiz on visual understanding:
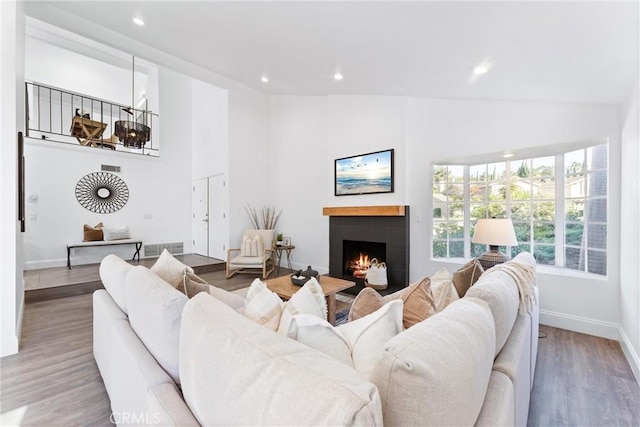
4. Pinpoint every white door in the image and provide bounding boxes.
[209,174,228,260]
[192,178,209,256]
